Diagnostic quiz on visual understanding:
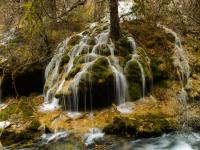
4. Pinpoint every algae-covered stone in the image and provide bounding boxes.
[125,60,143,84]
[1,119,42,147]
[87,57,113,83]
[128,83,141,100]
[125,60,148,100]
[80,45,93,55]
[68,35,82,46]
[103,114,176,137]
[150,58,171,80]
[73,54,96,65]
[60,54,70,67]
[87,37,96,45]
[64,57,115,109]
[0,97,42,147]
[115,36,133,57]
[66,64,83,79]
[93,44,111,56]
